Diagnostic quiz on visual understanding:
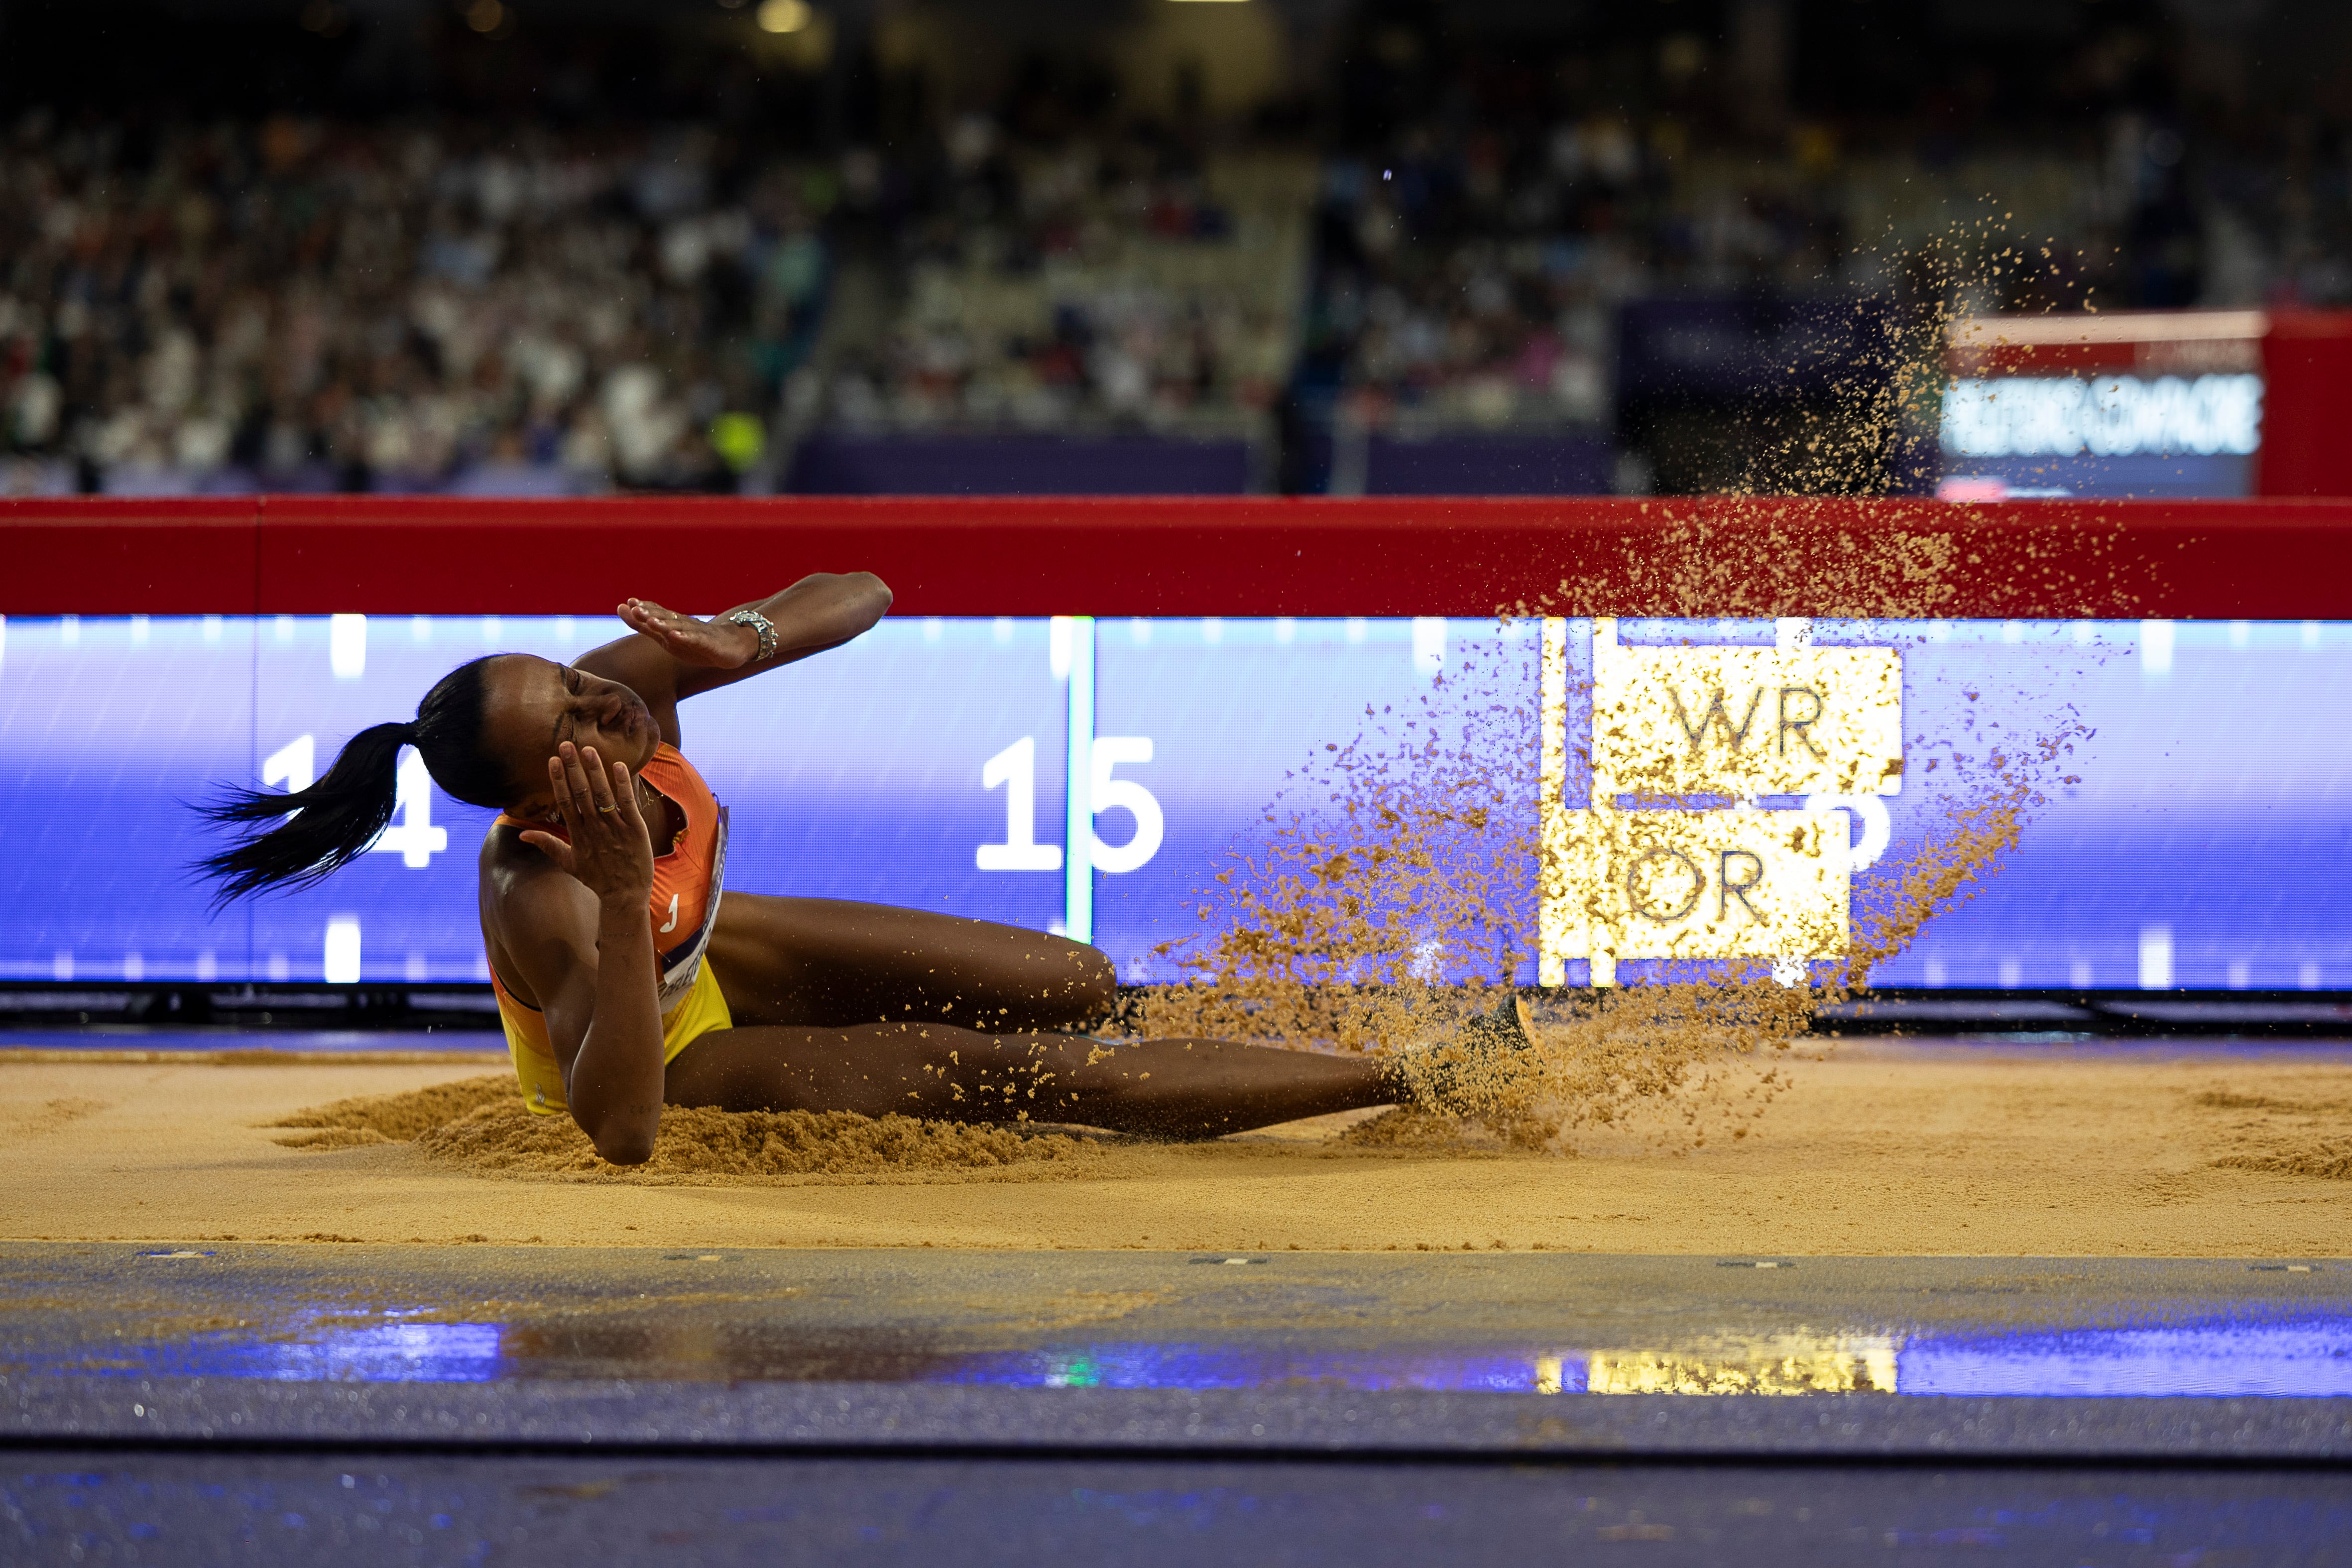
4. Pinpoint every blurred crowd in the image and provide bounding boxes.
[1298,126,1659,431]
[0,113,826,496]
[0,109,1312,495]
[1299,40,2352,434]
[3,7,2350,496]
[817,118,1309,433]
